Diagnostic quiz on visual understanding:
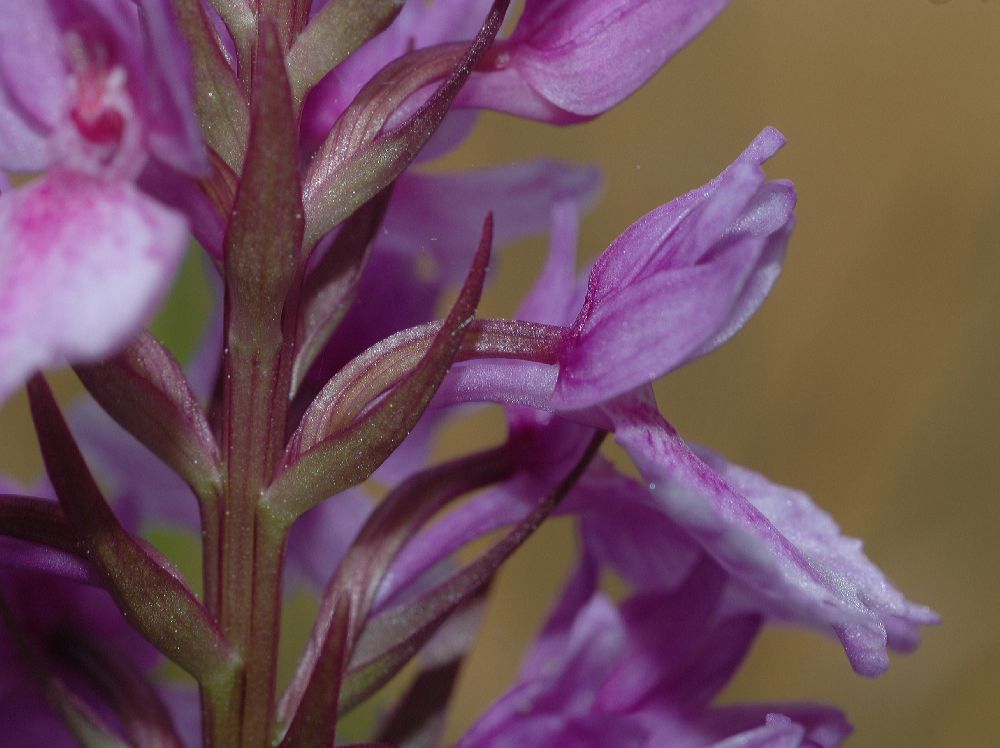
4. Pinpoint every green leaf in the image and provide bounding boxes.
[74,331,222,502]
[286,0,404,103]
[301,0,511,248]
[265,214,494,523]
[26,376,238,686]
